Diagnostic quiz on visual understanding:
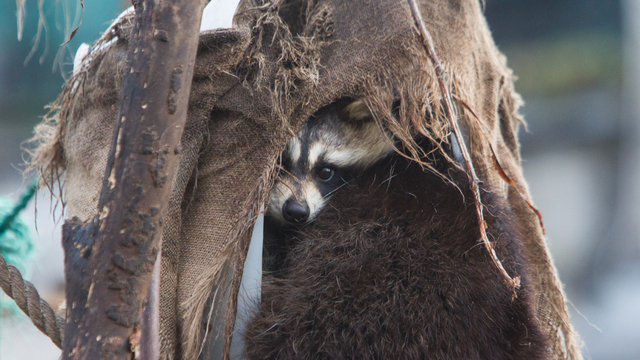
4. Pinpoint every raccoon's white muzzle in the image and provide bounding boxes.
[267,179,326,224]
